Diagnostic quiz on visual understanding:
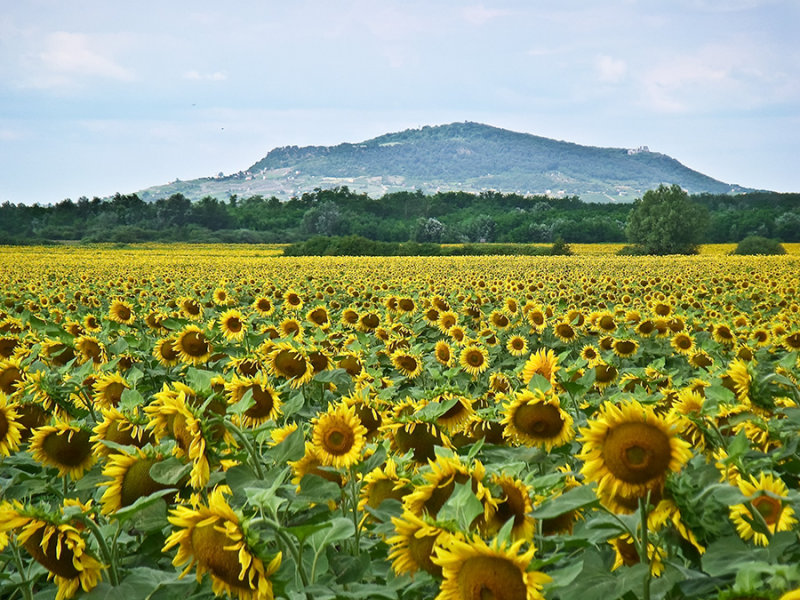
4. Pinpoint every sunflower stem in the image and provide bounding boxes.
[349,466,361,557]
[82,516,120,587]
[10,542,33,600]
[226,420,265,479]
[638,493,652,600]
